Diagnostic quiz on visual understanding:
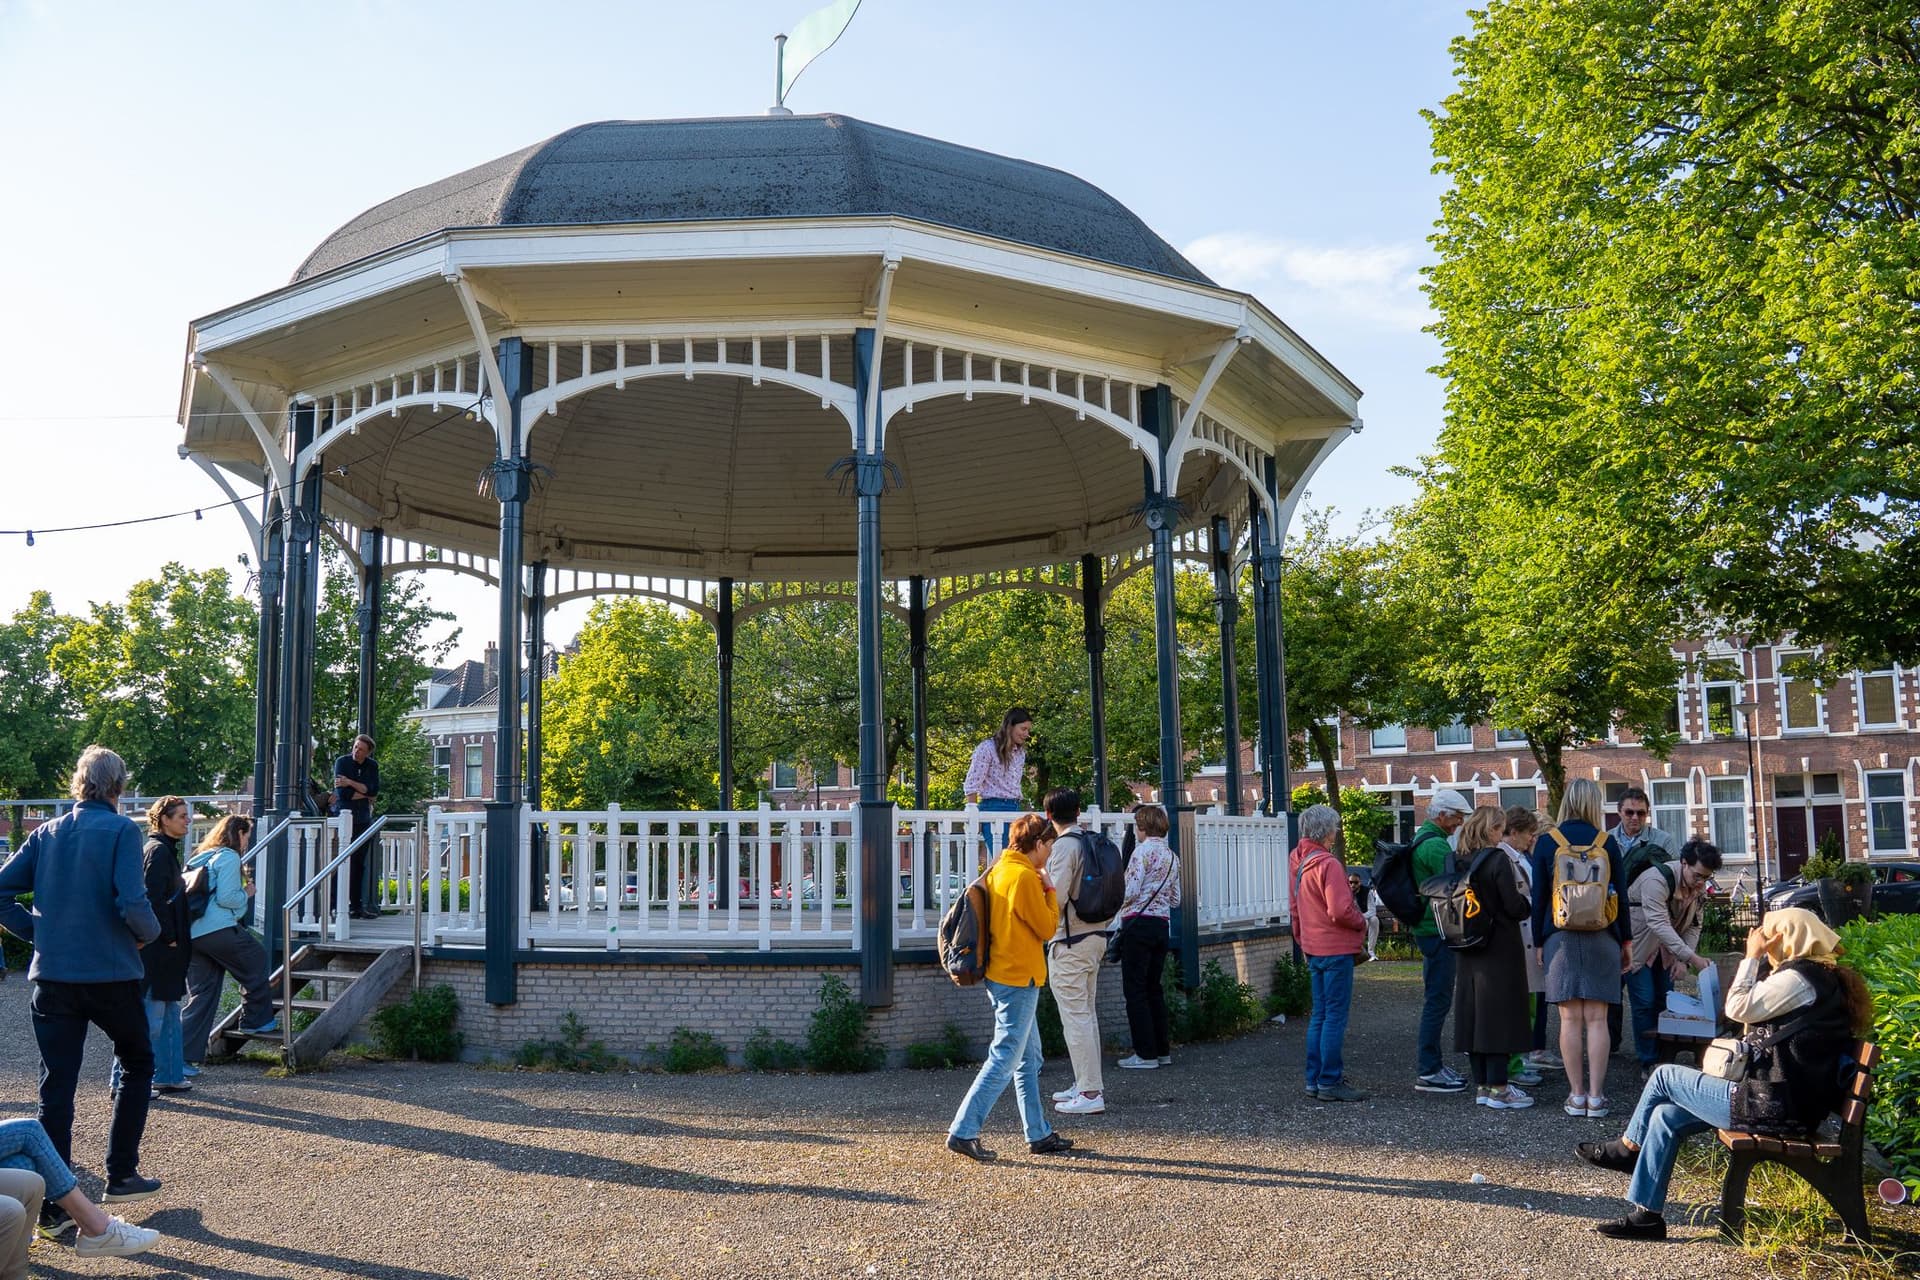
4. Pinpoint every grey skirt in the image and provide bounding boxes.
[1543,929,1622,1004]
